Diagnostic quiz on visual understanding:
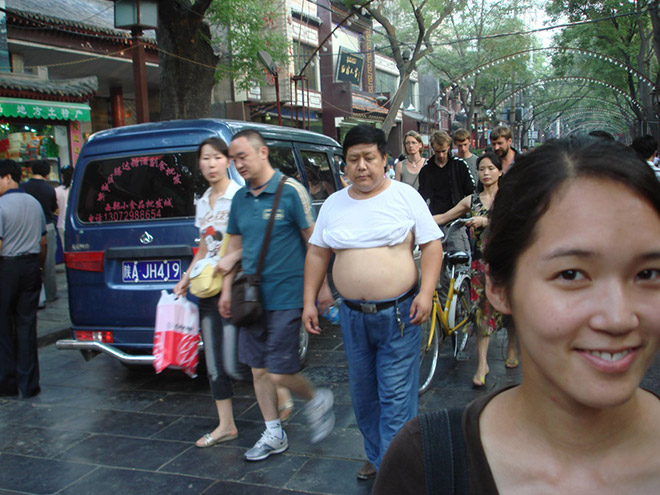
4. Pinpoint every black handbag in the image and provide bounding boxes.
[230,175,287,327]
